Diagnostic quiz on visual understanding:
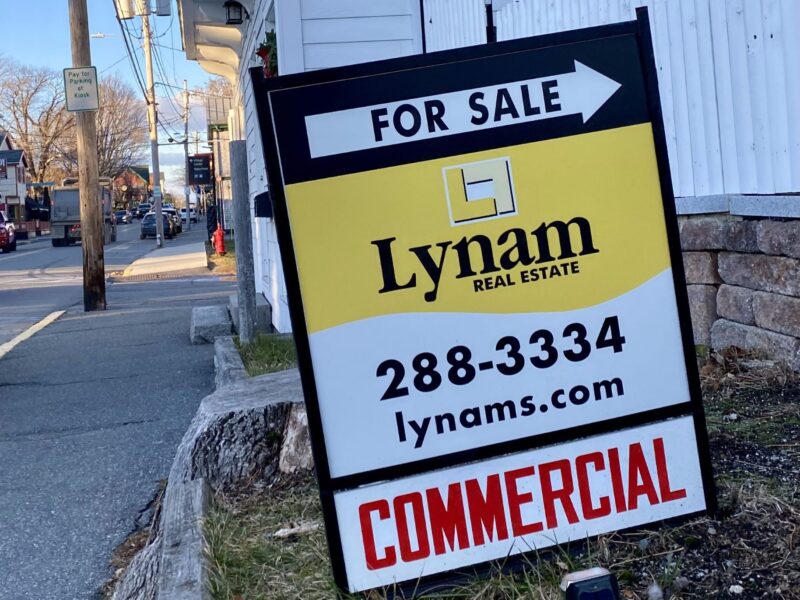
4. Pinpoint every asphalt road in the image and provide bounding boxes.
[0,225,234,599]
[0,222,154,346]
